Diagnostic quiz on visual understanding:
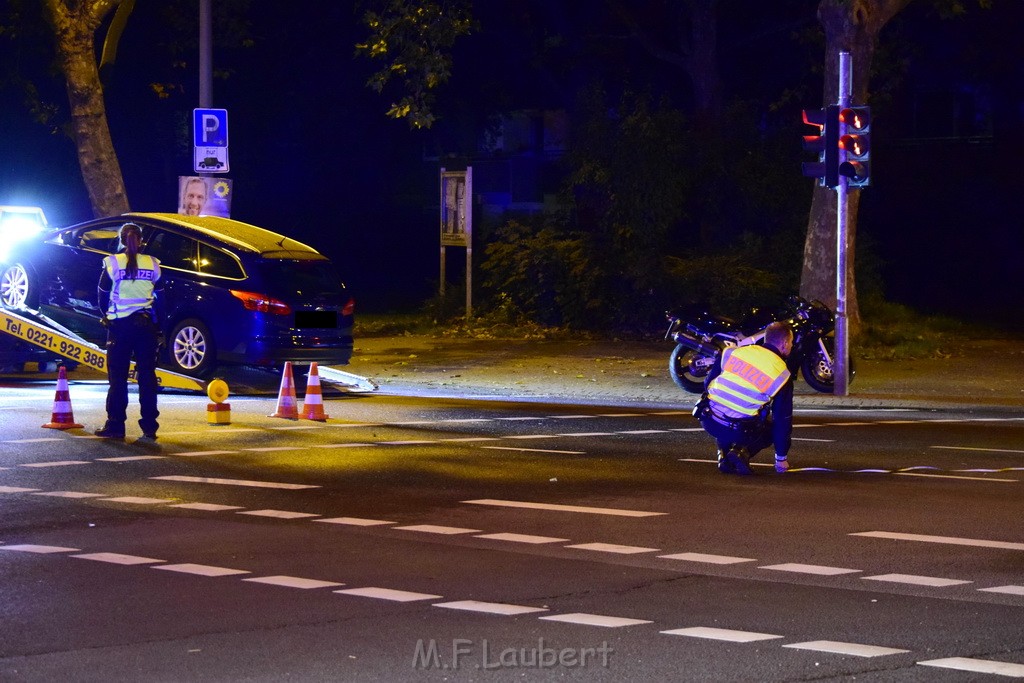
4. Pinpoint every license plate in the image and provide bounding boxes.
[294,310,337,329]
